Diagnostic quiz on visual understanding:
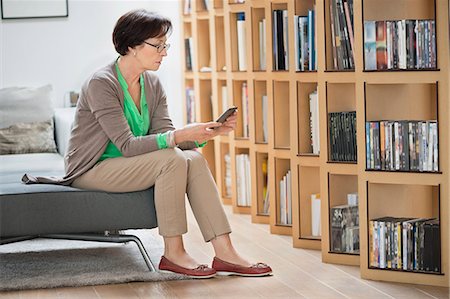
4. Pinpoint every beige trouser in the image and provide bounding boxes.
[72,148,231,242]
